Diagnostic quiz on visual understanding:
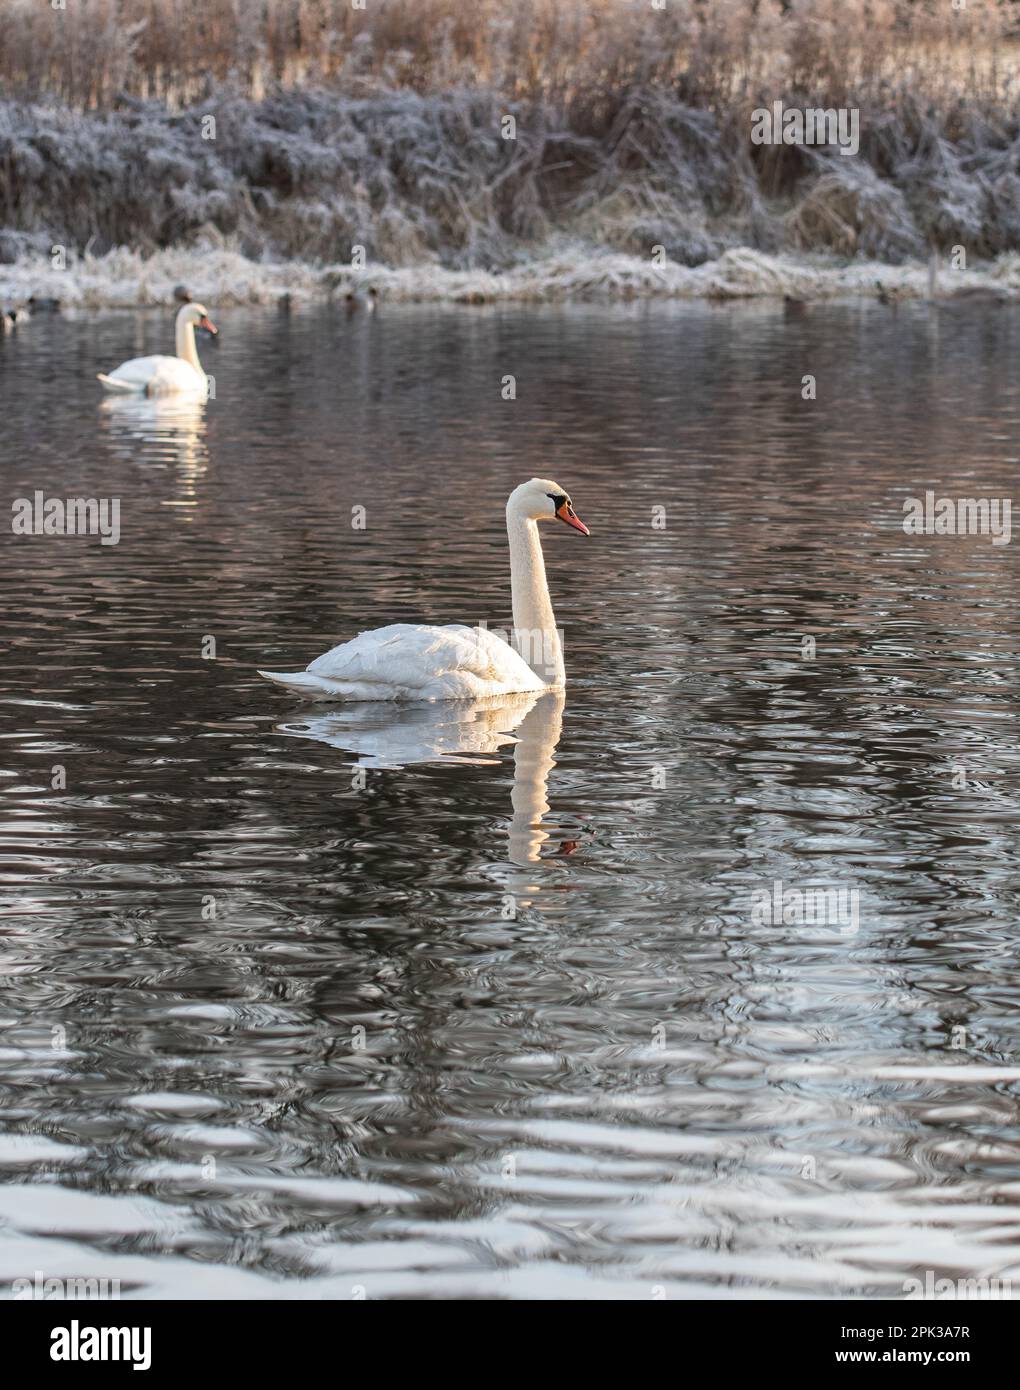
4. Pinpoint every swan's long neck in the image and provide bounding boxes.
[507,501,564,687]
[175,315,203,373]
